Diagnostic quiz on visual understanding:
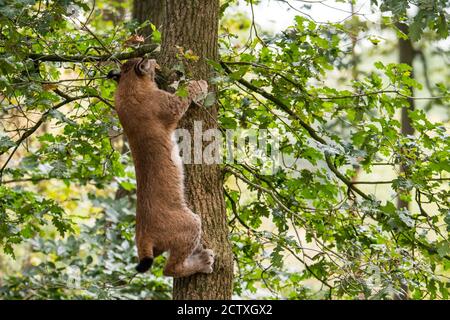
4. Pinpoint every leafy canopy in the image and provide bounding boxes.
[0,0,449,299]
